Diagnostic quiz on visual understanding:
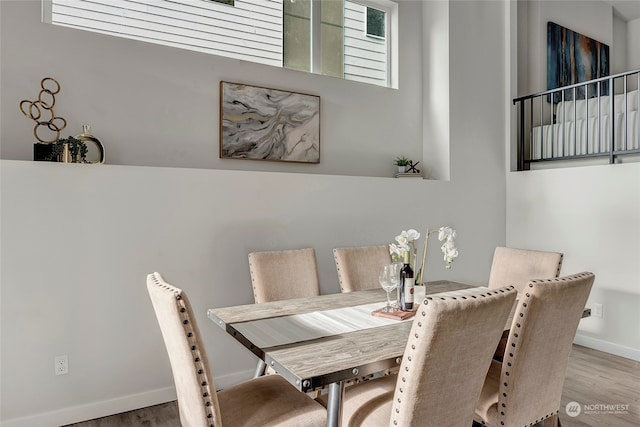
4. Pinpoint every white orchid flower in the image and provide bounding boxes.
[389,243,404,256]
[395,234,409,249]
[392,226,458,274]
[438,226,456,241]
[406,229,420,242]
[441,239,458,268]
[442,240,458,258]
